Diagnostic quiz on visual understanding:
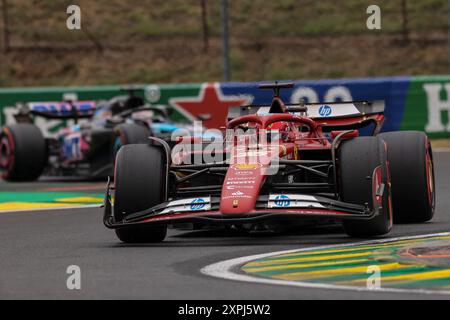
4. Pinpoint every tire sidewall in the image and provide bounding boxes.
[0,127,16,179]
[340,136,392,237]
[0,124,46,181]
[379,131,435,223]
